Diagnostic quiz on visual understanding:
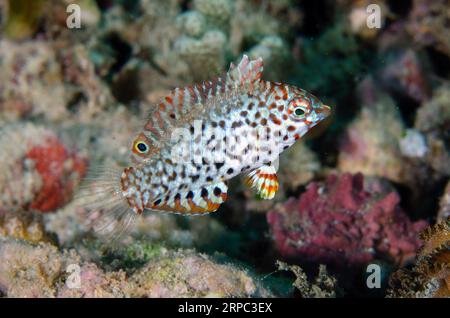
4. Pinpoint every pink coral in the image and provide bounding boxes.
[267,173,428,267]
